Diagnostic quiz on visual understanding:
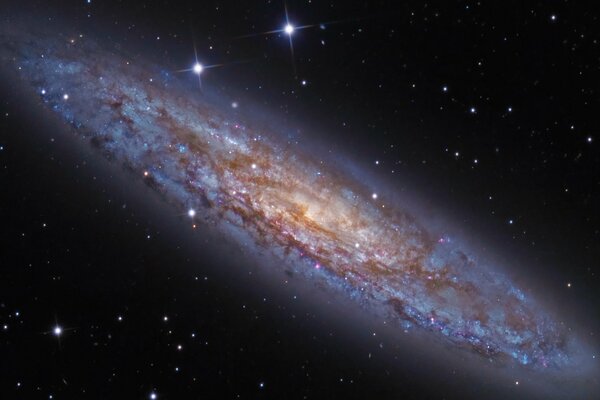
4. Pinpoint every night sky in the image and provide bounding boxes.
[1,1,599,399]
